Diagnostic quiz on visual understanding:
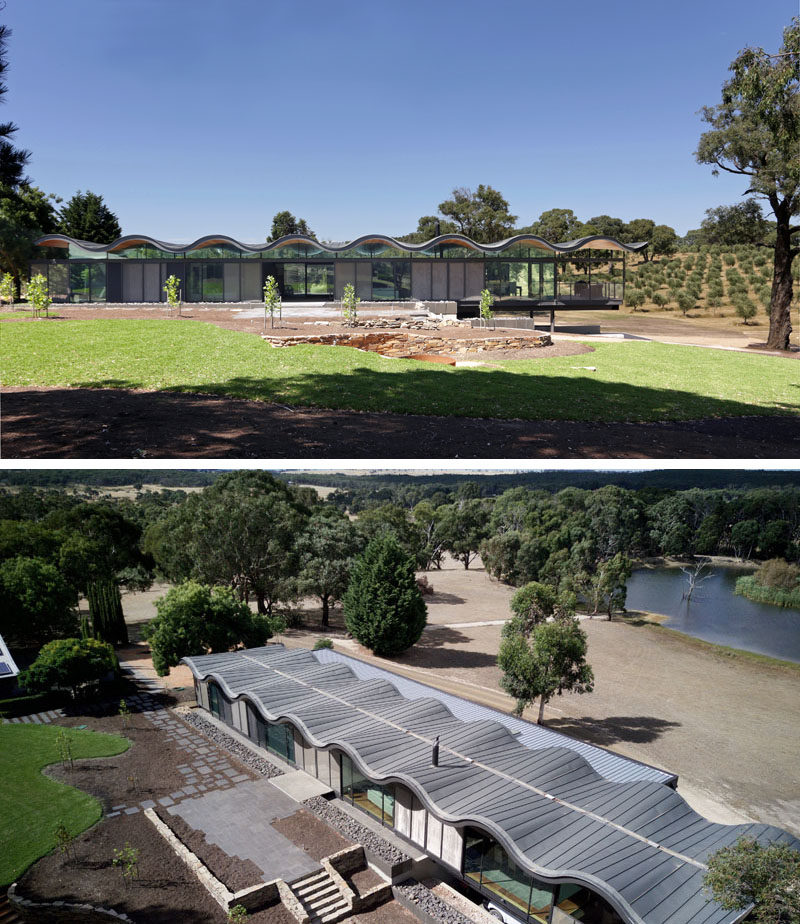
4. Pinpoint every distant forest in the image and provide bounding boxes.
[290,469,800,497]
[0,470,224,488]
